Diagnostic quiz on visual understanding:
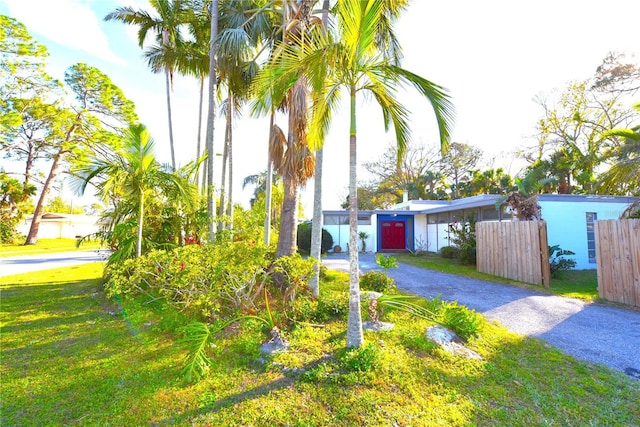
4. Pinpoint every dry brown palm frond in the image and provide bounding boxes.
[620,199,640,219]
